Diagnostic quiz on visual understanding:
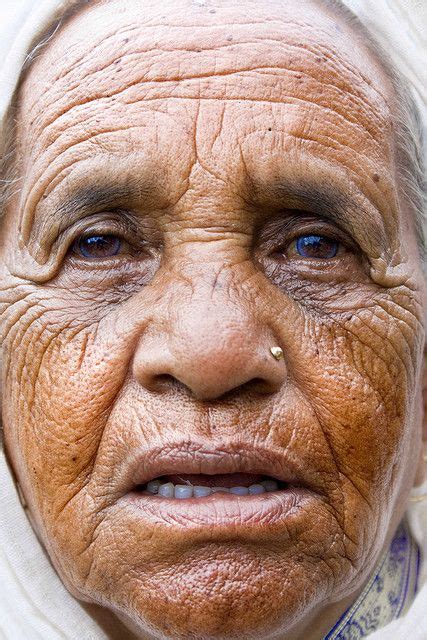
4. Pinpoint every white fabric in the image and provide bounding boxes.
[0,447,113,639]
[343,0,426,105]
[0,1,426,638]
[367,474,427,640]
